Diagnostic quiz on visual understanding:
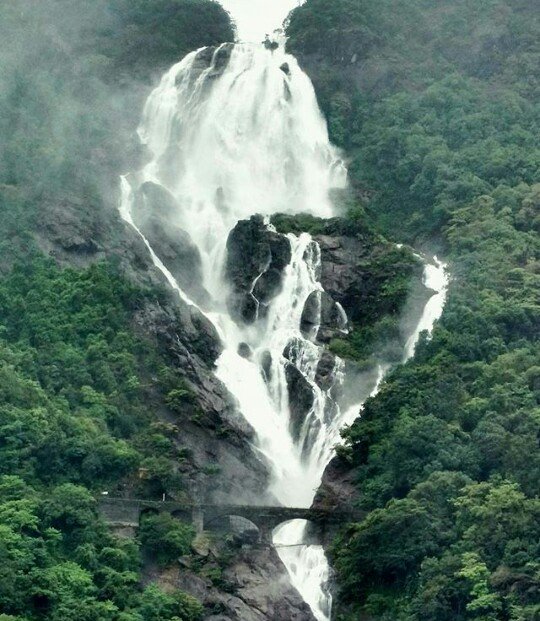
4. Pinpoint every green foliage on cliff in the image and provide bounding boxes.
[0,259,203,619]
[139,513,196,566]
[0,2,233,618]
[287,0,540,619]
